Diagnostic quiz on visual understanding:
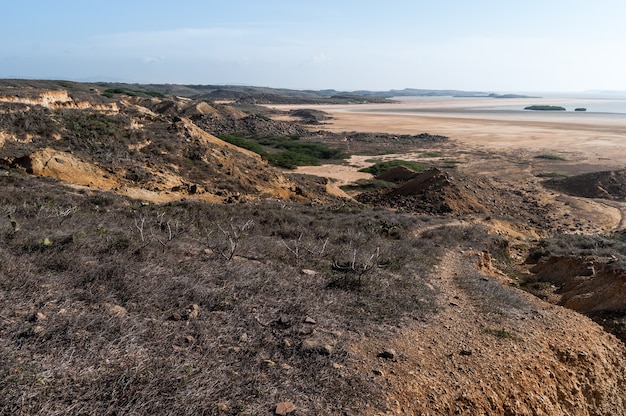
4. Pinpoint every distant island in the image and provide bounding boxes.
[453,93,540,99]
[575,107,587,112]
[491,93,540,99]
[524,105,566,111]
